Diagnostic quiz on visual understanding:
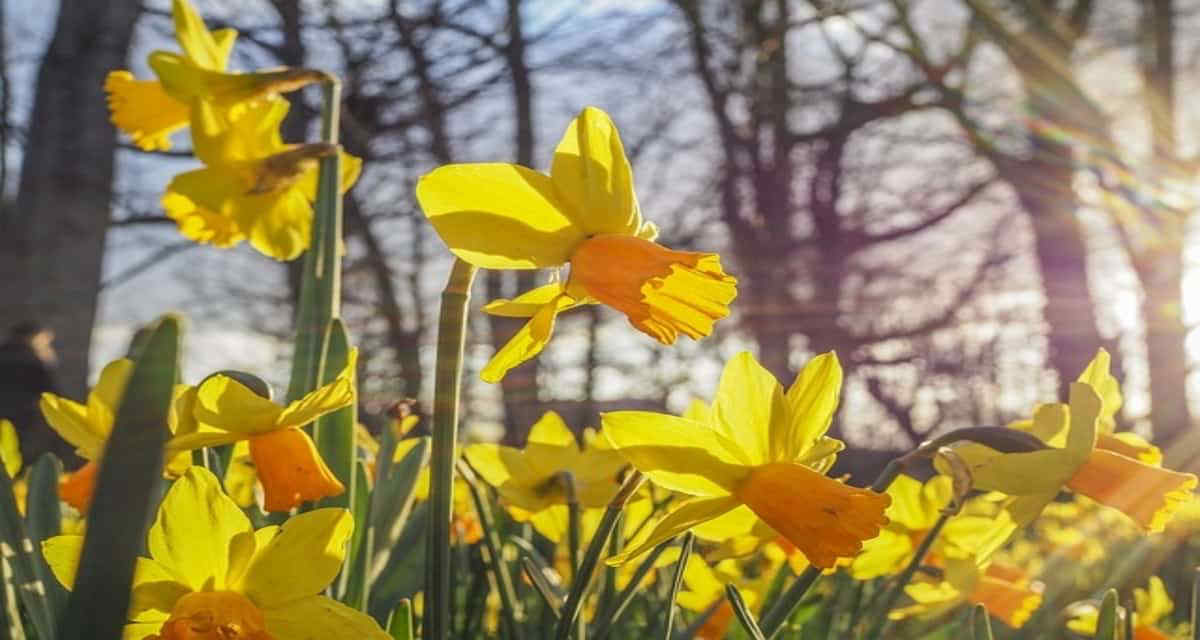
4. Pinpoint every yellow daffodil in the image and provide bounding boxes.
[105,0,320,151]
[1068,577,1175,640]
[0,418,21,479]
[162,99,362,260]
[39,359,195,511]
[464,411,628,528]
[602,351,890,569]
[42,467,388,640]
[948,364,1196,532]
[417,106,738,382]
[676,555,766,640]
[891,556,1043,628]
[850,475,1016,580]
[165,351,358,512]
